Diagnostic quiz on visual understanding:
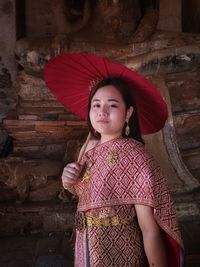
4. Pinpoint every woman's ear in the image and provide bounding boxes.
[126,106,134,121]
